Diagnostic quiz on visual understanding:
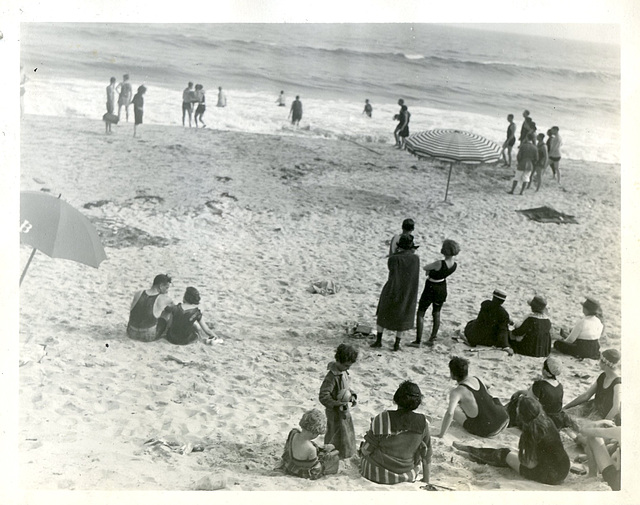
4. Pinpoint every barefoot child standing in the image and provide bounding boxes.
[319,344,358,459]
